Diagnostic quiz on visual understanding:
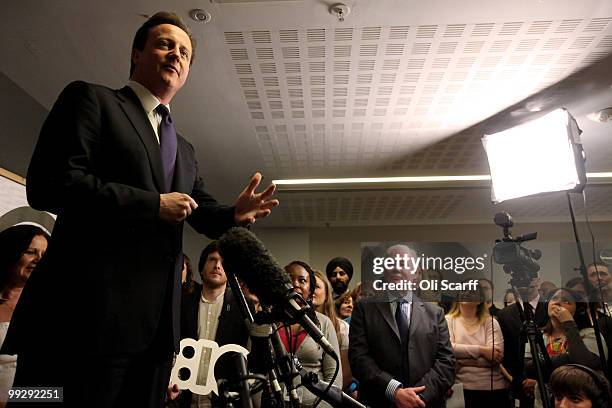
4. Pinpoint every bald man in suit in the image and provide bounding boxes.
[349,244,455,408]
